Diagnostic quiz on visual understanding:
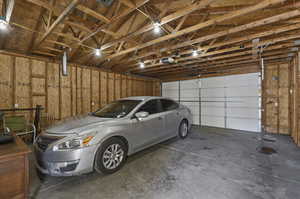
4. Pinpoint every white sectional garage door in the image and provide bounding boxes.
[162,73,261,132]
